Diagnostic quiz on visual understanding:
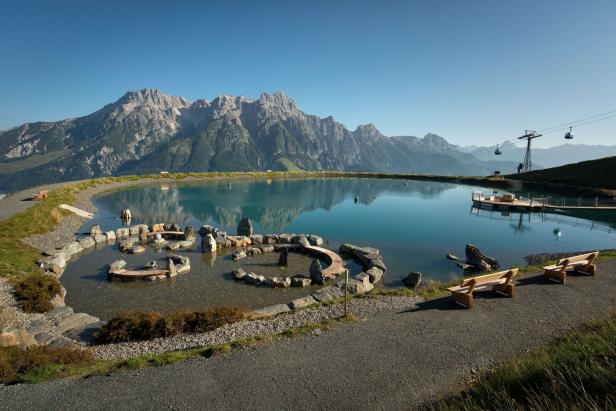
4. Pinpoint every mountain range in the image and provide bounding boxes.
[0,89,612,192]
